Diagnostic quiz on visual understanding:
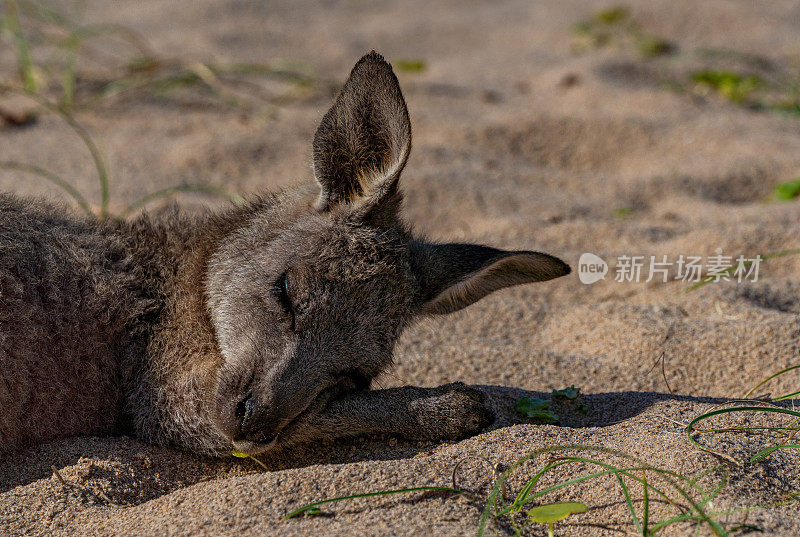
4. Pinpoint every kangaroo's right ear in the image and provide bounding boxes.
[411,241,571,315]
[312,51,411,224]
